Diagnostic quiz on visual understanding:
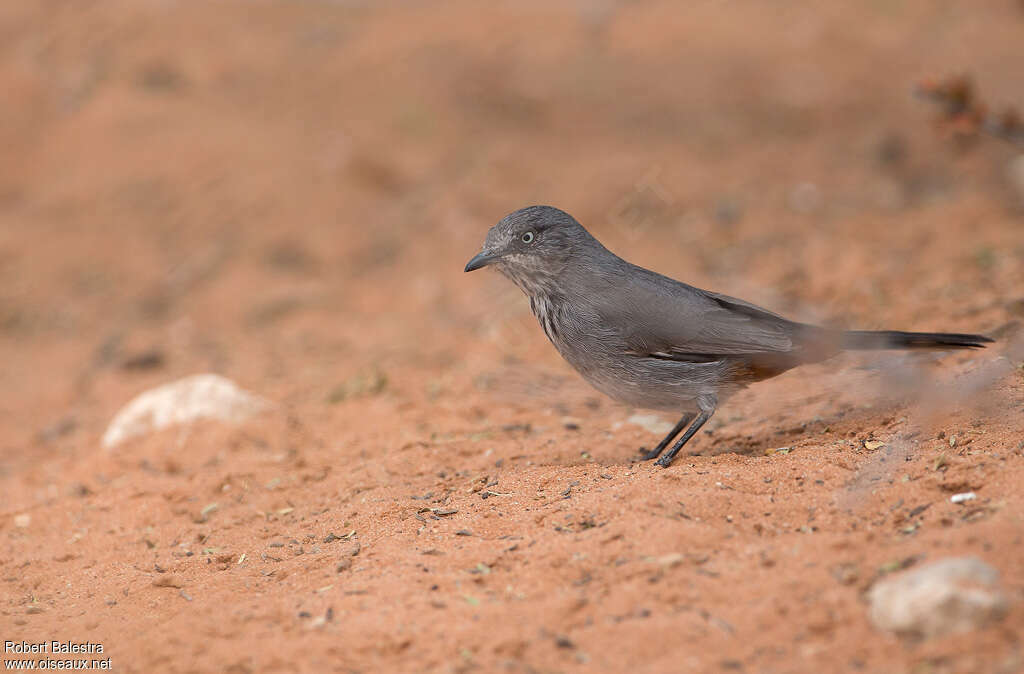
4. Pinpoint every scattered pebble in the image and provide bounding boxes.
[655,553,686,568]
[868,557,1008,638]
[195,503,219,523]
[102,374,271,448]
